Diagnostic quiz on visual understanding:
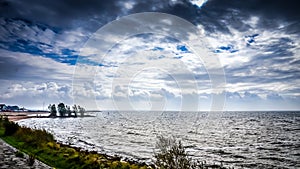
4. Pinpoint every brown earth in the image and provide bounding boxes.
[0,111,49,121]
